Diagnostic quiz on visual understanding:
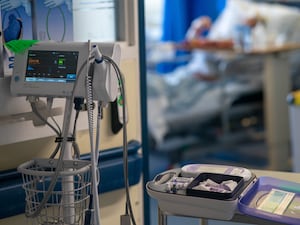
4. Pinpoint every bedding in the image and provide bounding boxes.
[147,0,300,144]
